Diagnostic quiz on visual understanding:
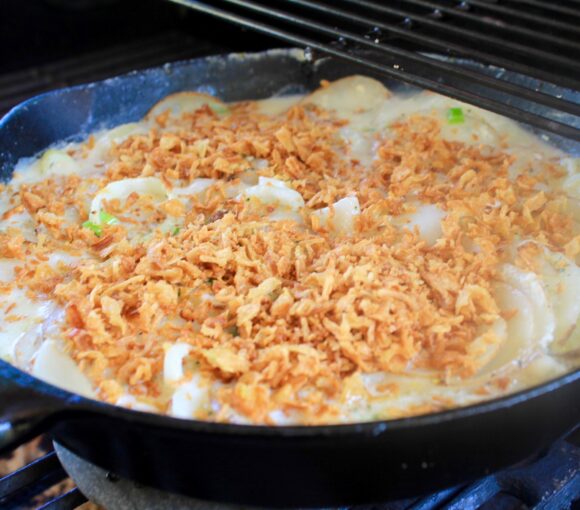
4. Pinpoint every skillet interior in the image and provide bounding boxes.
[0,48,579,507]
